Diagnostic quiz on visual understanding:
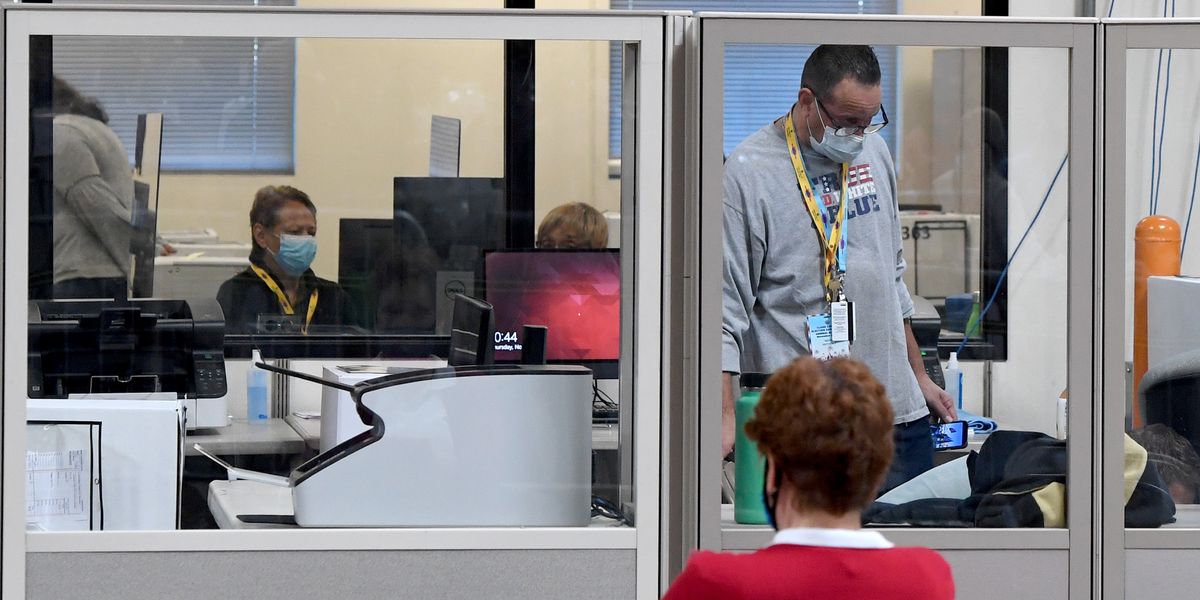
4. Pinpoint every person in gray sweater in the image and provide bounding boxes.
[722,45,956,491]
[51,77,135,300]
